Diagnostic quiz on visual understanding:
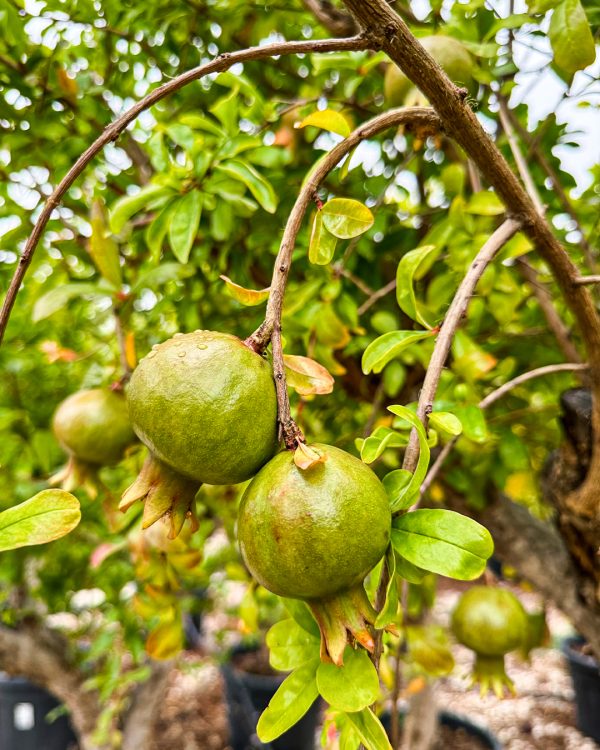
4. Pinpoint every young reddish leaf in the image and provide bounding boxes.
[284,354,334,396]
[297,109,352,138]
[294,443,328,470]
[220,275,270,306]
